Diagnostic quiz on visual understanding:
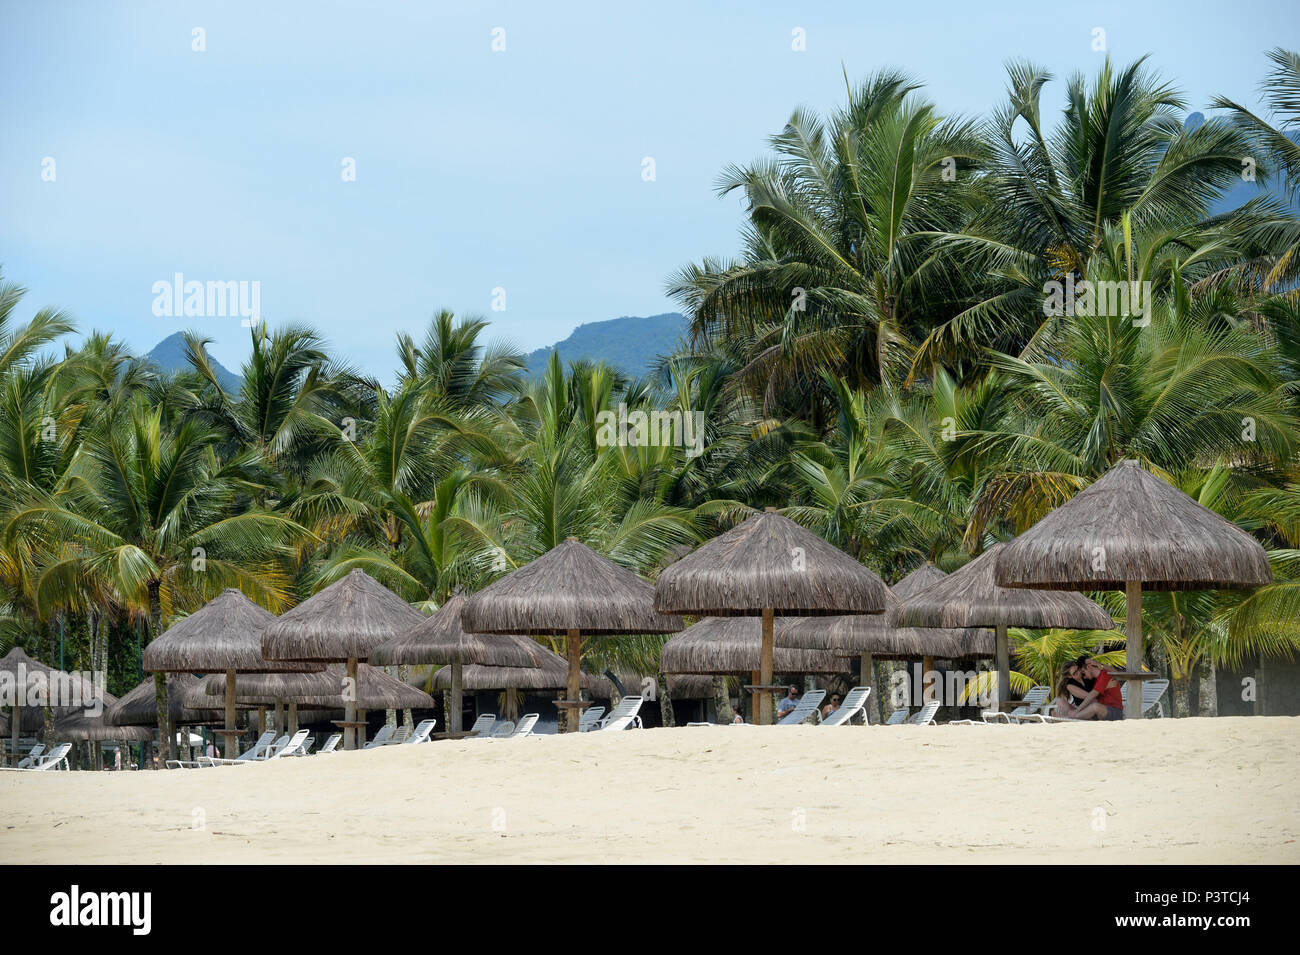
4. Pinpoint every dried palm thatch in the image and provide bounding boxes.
[993,460,1273,591]
[56,705,154,742]
[200,663,434,710]
[654,511,889,616]
[782,564,993,658]
[106,674,242,727]
[461,538,682,635]
[143,588,320,673]
[2,647,111,740]
[428,660,587,692]
[368,593,540,667]
[891,544,1116,630]
[660,617,850,675]
[262,569,426,662]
